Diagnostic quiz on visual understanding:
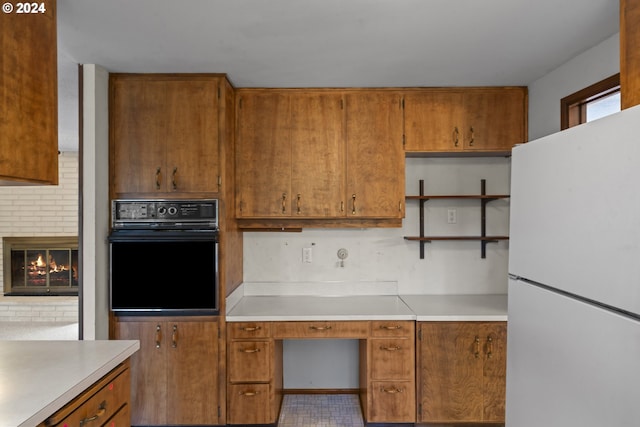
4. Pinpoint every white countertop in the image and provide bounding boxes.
[227,295,416,321]
[401,294,508,321]
[226,282,507,322]
[0,340,140,427]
